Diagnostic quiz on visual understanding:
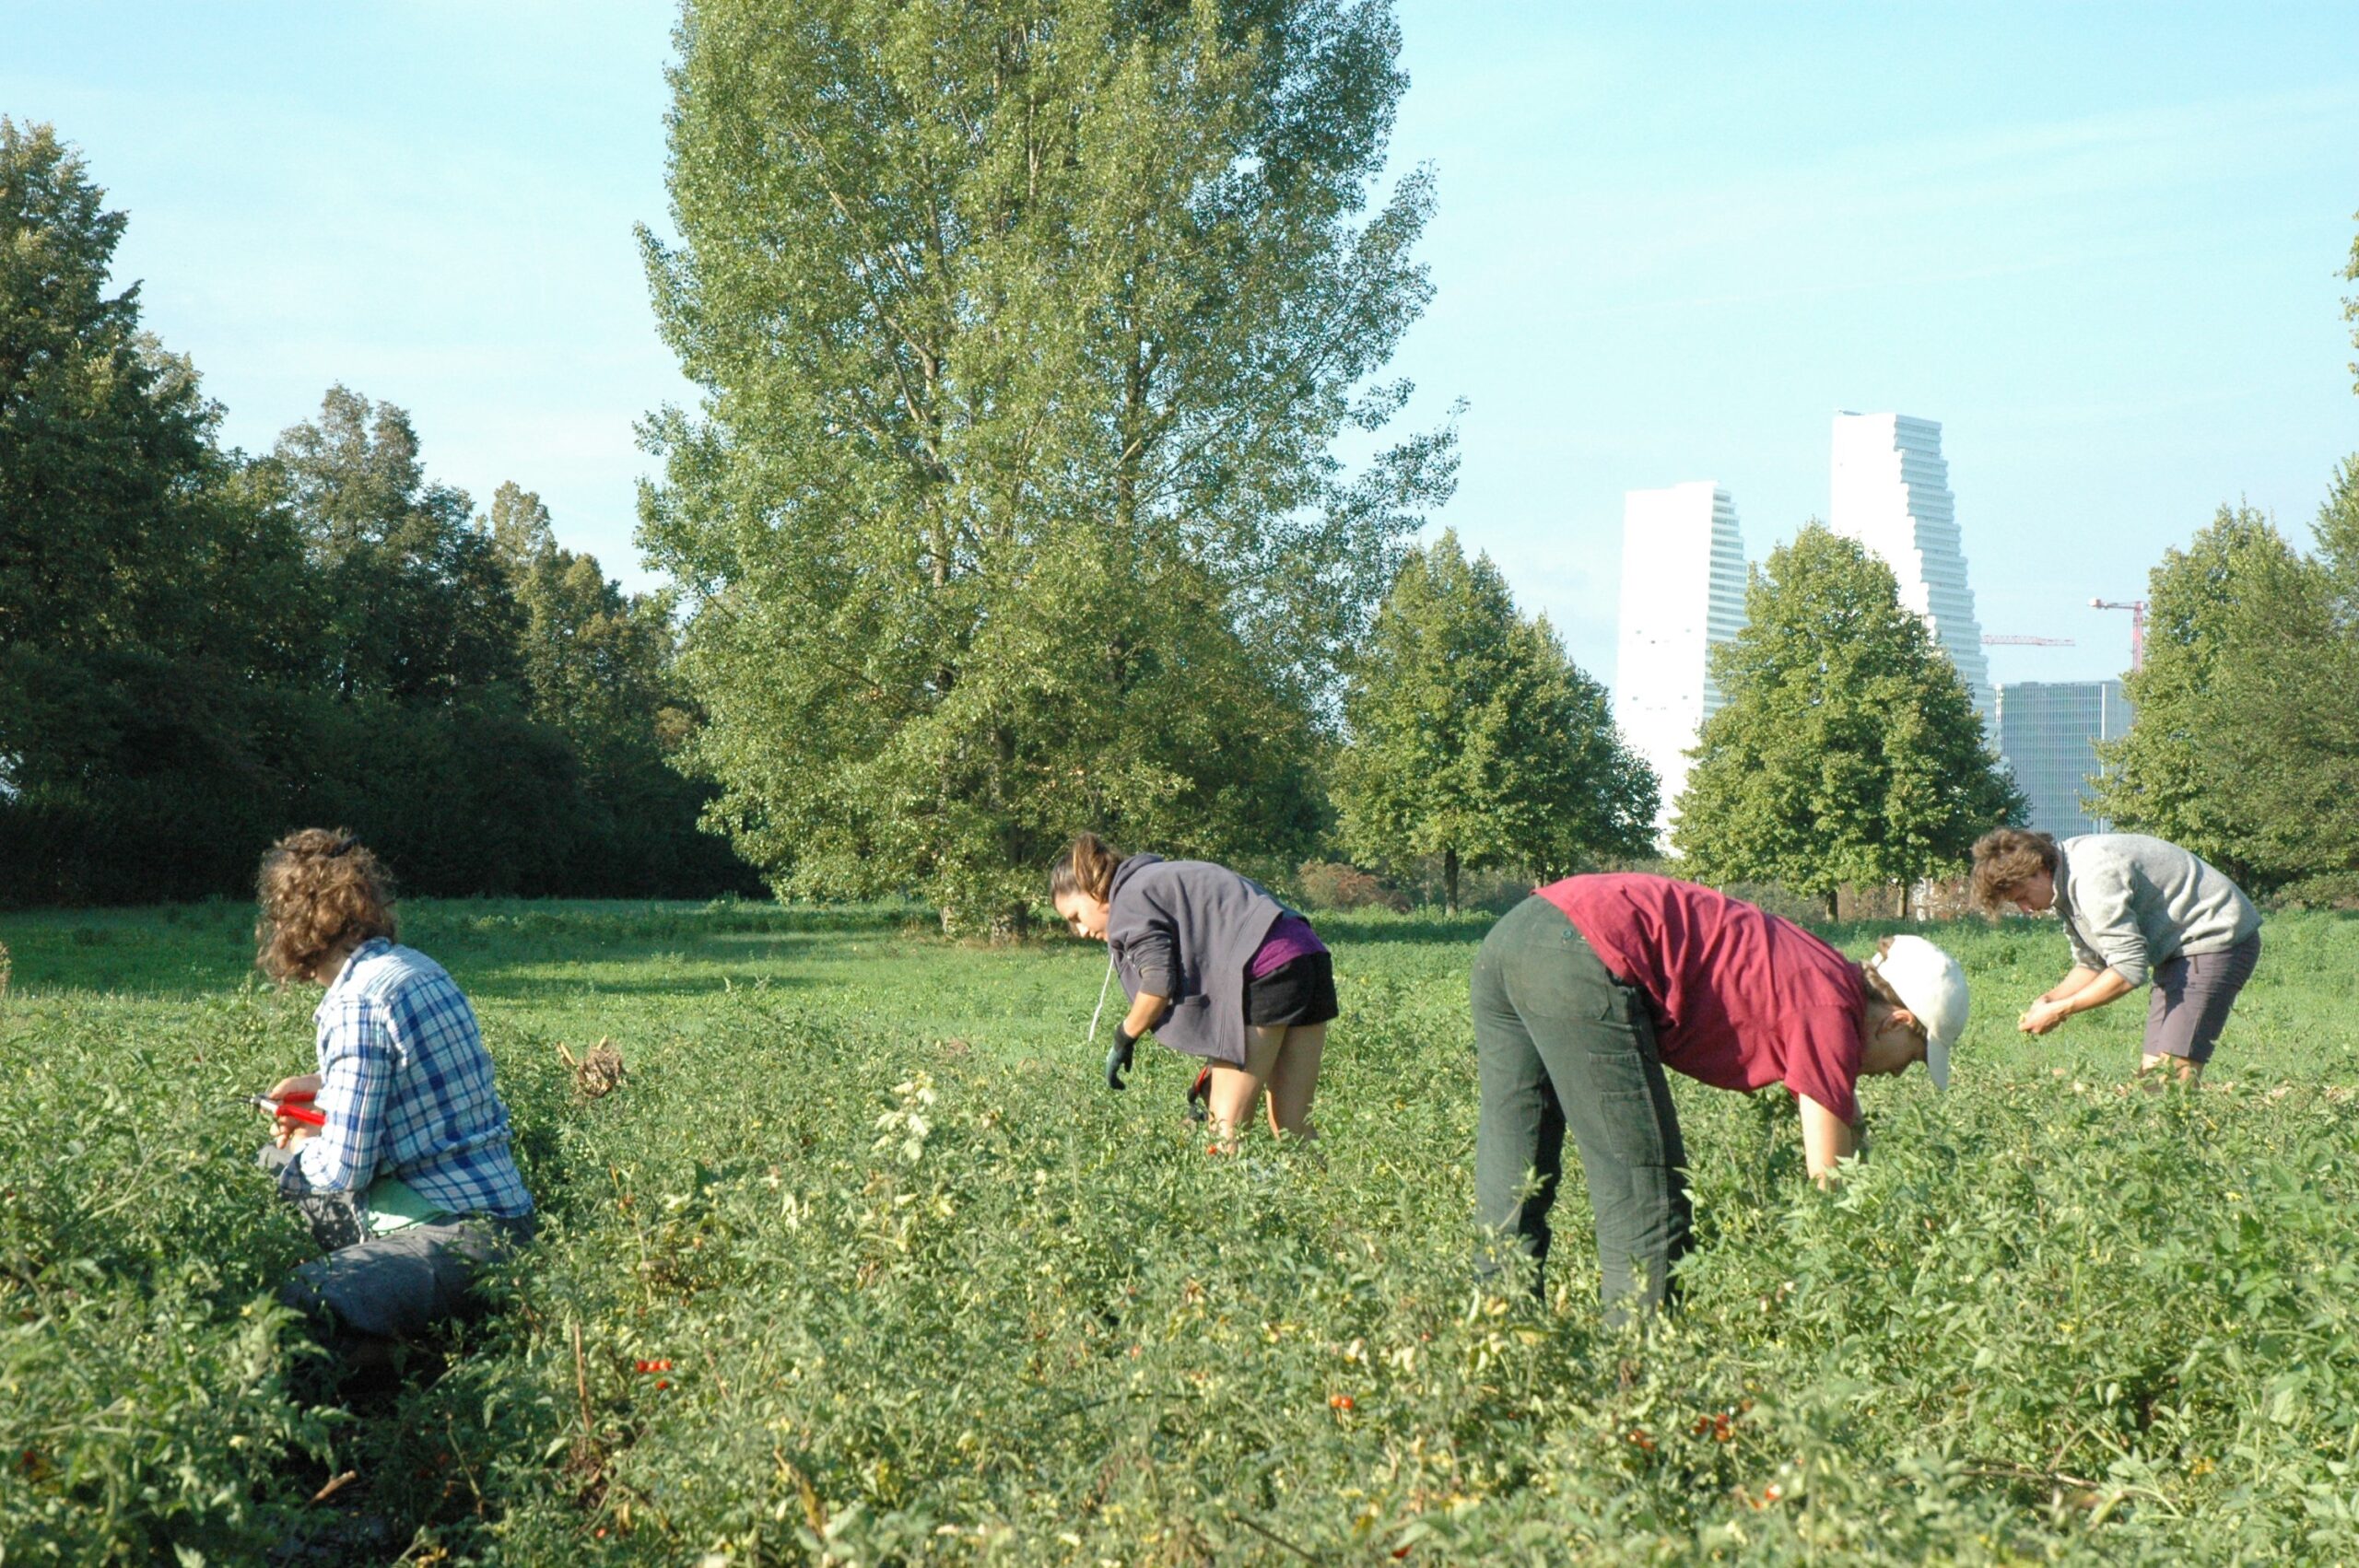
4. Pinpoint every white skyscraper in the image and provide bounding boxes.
[1827,412,1995,731]
[1614,481,1747,848]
